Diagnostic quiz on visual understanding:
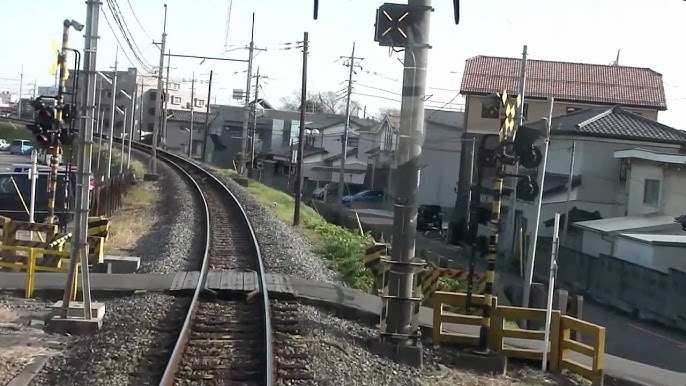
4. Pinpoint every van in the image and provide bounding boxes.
[9,139,33,155]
